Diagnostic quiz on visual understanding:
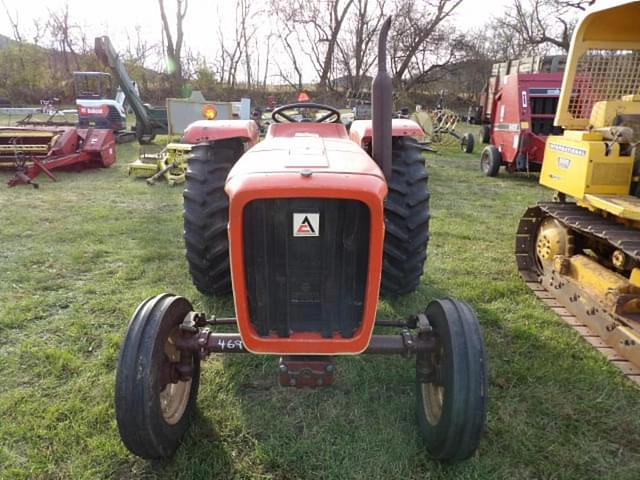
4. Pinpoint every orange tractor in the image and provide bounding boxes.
[115,18,488,462]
